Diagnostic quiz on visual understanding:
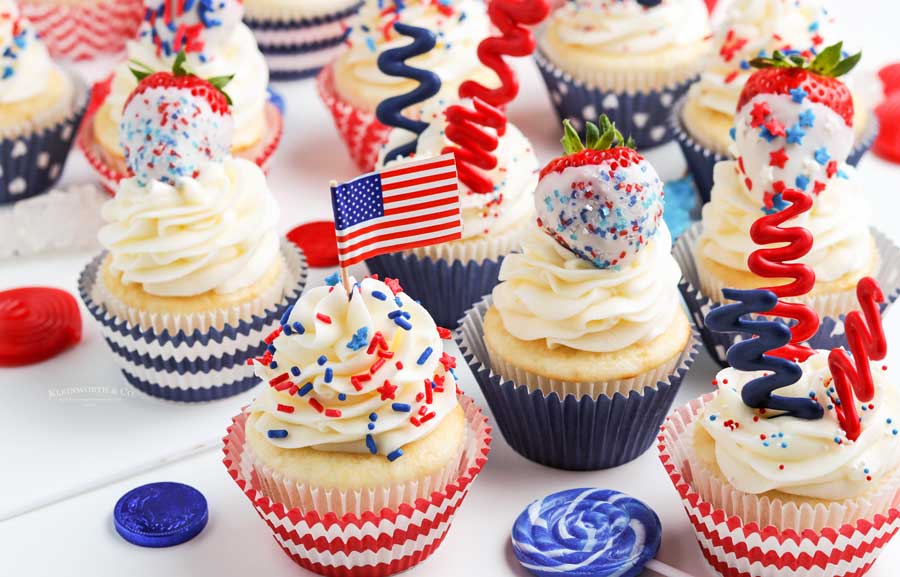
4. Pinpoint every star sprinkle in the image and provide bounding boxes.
[346,327,369,351]
[750,101,771,127]
[790,88,808,103]
[814,147,831,165]
[786,124,806,145]
[798,109,816,128]
[769,148,789,169]
[764,119,786,138]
